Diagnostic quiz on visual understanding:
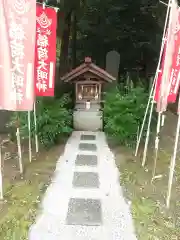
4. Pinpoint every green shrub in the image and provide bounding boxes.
[103,86,149,146]
[9,94,73,148]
